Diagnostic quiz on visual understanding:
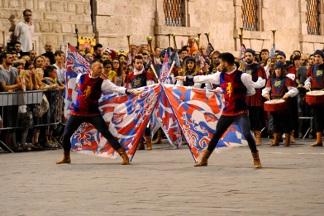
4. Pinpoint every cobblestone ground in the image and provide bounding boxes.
[1,138,324,216]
